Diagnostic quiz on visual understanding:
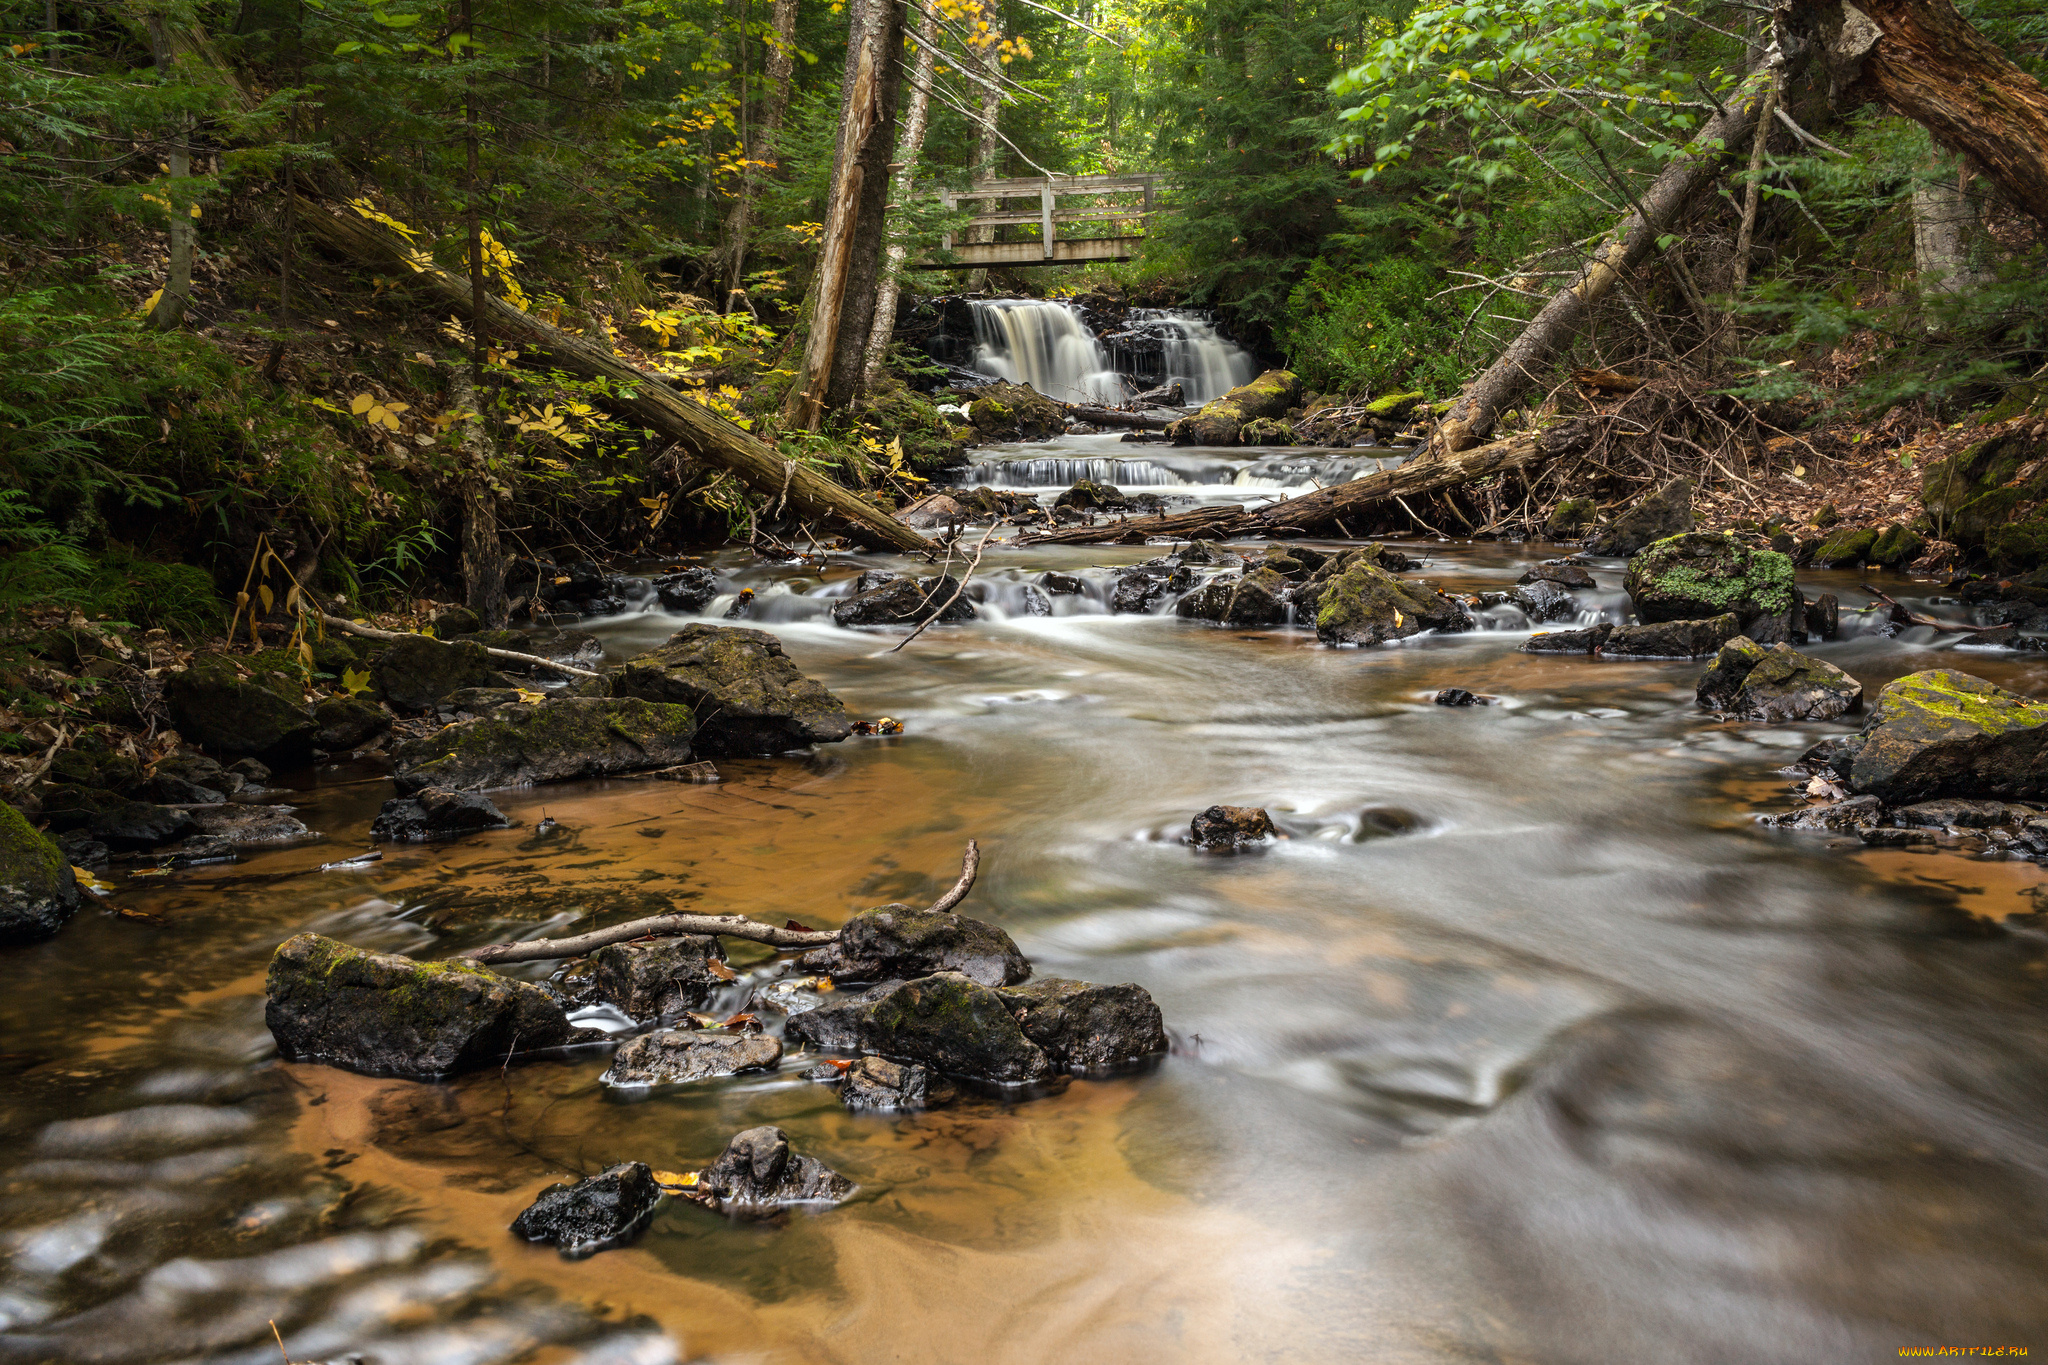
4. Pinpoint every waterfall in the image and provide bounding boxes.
[1126,309,1256,404]
[969,300,1126,405]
